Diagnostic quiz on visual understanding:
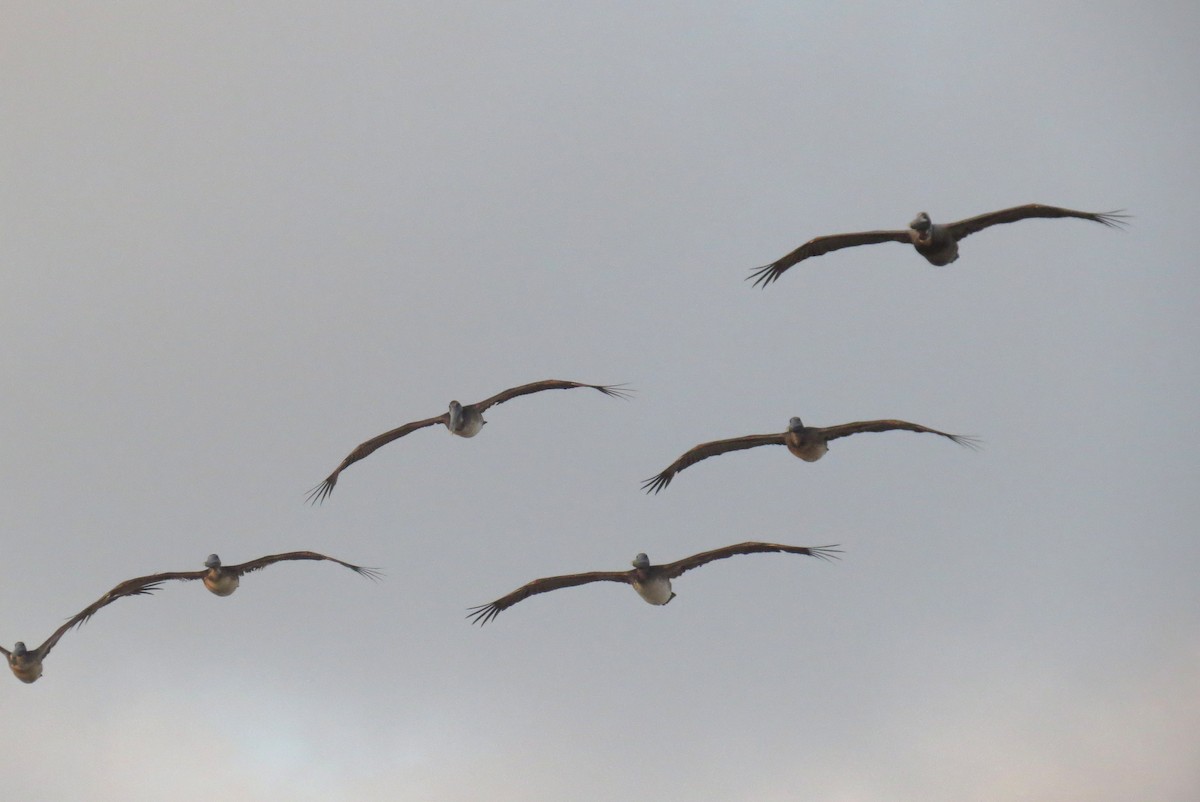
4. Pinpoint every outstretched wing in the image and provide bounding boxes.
[642,433,786,494]
[816,419,981,450]
[661,542,842,578]
[944,204,1128,241]
[471,380,633,414]
[467,570,630,626]
[227,551,383,581]
[306,413,448,504]
[749,229,912,288]
[32,571,198,659]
